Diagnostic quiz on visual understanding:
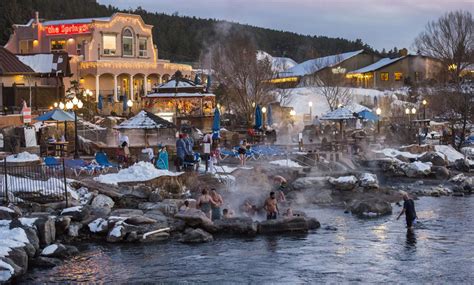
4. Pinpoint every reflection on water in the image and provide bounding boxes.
[19,197,474,284]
